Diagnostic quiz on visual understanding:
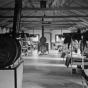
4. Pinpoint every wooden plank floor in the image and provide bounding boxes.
[22,50,83,88]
